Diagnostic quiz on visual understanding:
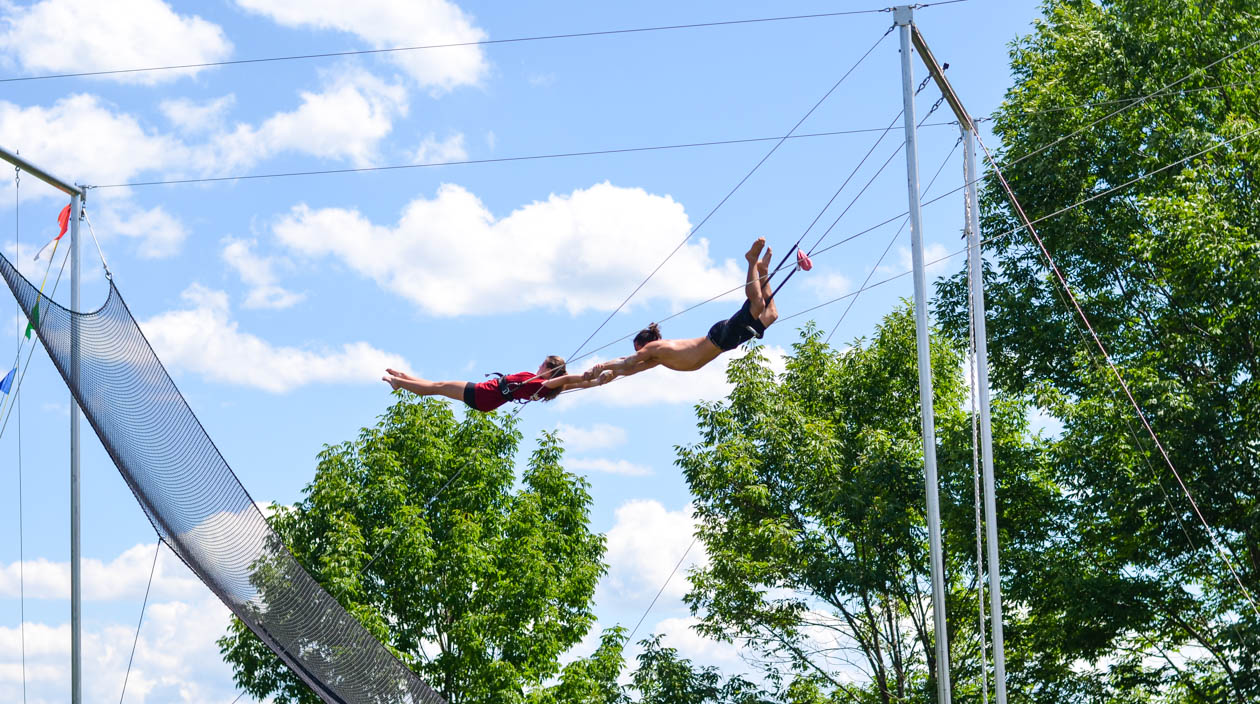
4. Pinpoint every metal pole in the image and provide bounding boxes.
[0,146,82,197]
[894,6,951,702]
[964,129,1008,703]
[69,190,81,704]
